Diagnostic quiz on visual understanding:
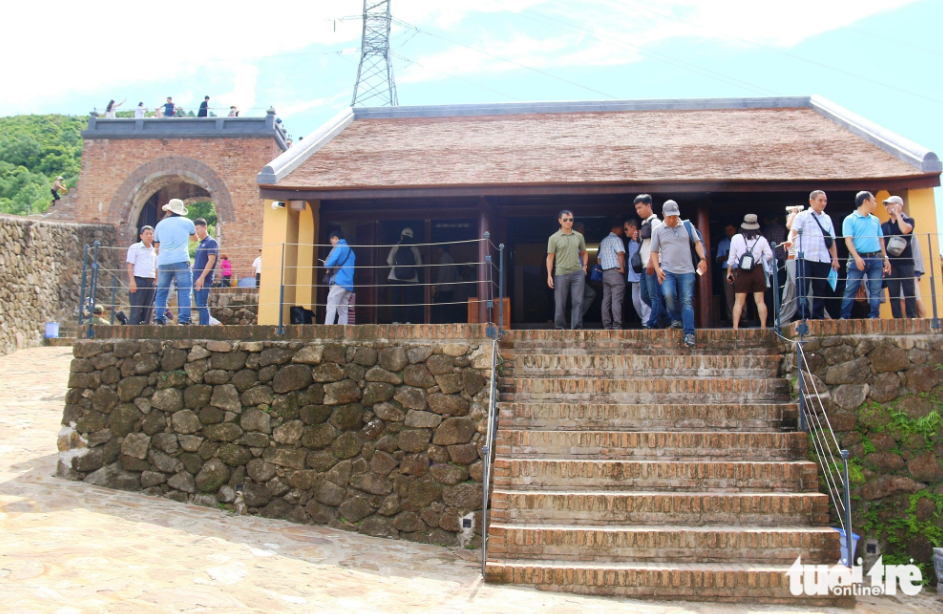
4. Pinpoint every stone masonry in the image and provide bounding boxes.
[485,328,848,607]
[58,331,493,546]
[0,214,117,356]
